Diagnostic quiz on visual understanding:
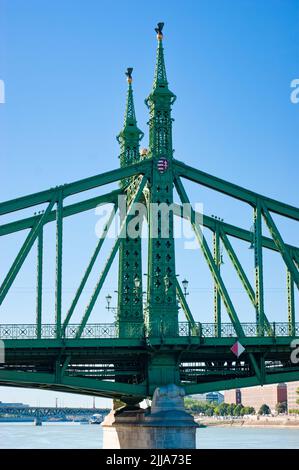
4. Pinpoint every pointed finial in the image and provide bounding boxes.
[155,22,164,40]
[125,67,133,83]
